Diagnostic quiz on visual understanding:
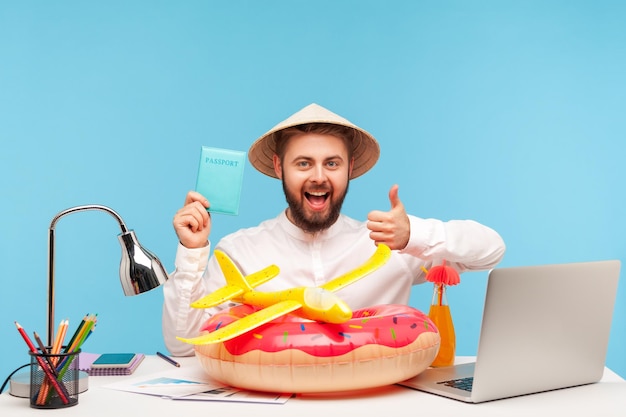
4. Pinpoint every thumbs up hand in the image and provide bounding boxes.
[366,184,411,250]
